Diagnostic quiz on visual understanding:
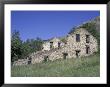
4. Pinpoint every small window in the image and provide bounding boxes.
[58,42,61,48]
[76,34,80,42]
[86,35,90,43]
[50,42,53,49]
[65,42,67,44]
